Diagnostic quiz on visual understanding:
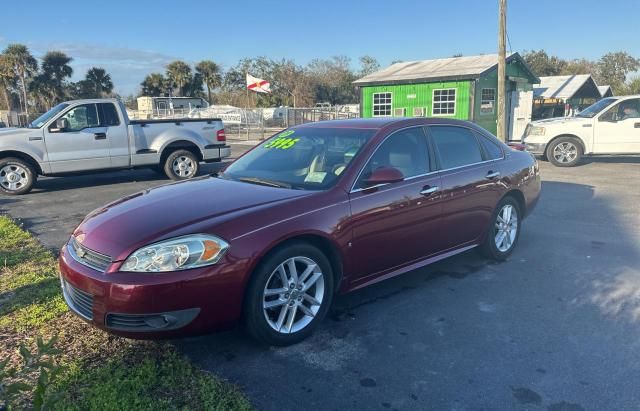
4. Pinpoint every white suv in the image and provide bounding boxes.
[523,95,640,166]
